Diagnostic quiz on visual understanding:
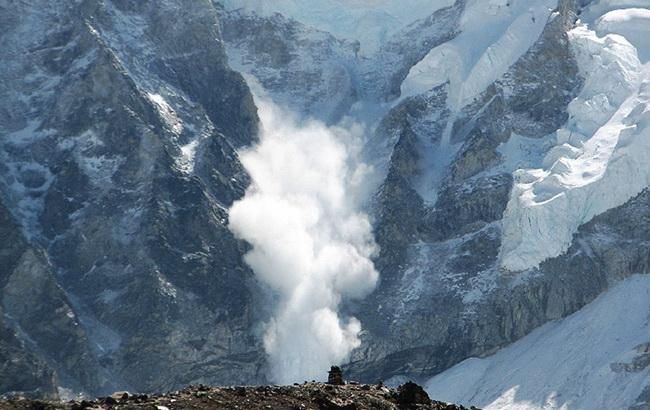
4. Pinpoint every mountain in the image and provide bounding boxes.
[2,0,650,408]
[1,0,263,396]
